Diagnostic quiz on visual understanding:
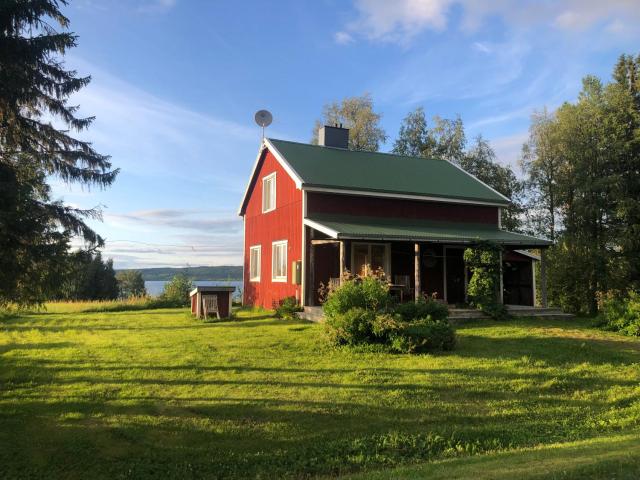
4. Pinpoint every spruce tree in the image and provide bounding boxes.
[0,0,118,306]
